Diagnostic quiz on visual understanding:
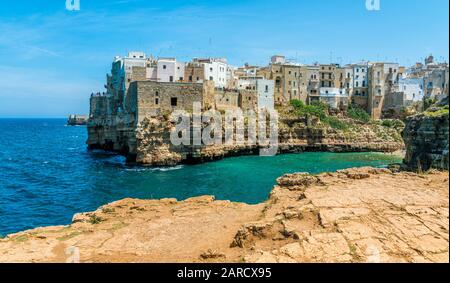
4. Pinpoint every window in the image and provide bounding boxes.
[362,81,366,87]
[163,65,167,69]
[209,76,213,81]
[265,85,269,92]
[179,77,183,81]
[155,98,159,105]
[189,76,193,82]
[210,67,213,72]
[155,91,159,96]
[171,97,178,106]
[169,76,173,82]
